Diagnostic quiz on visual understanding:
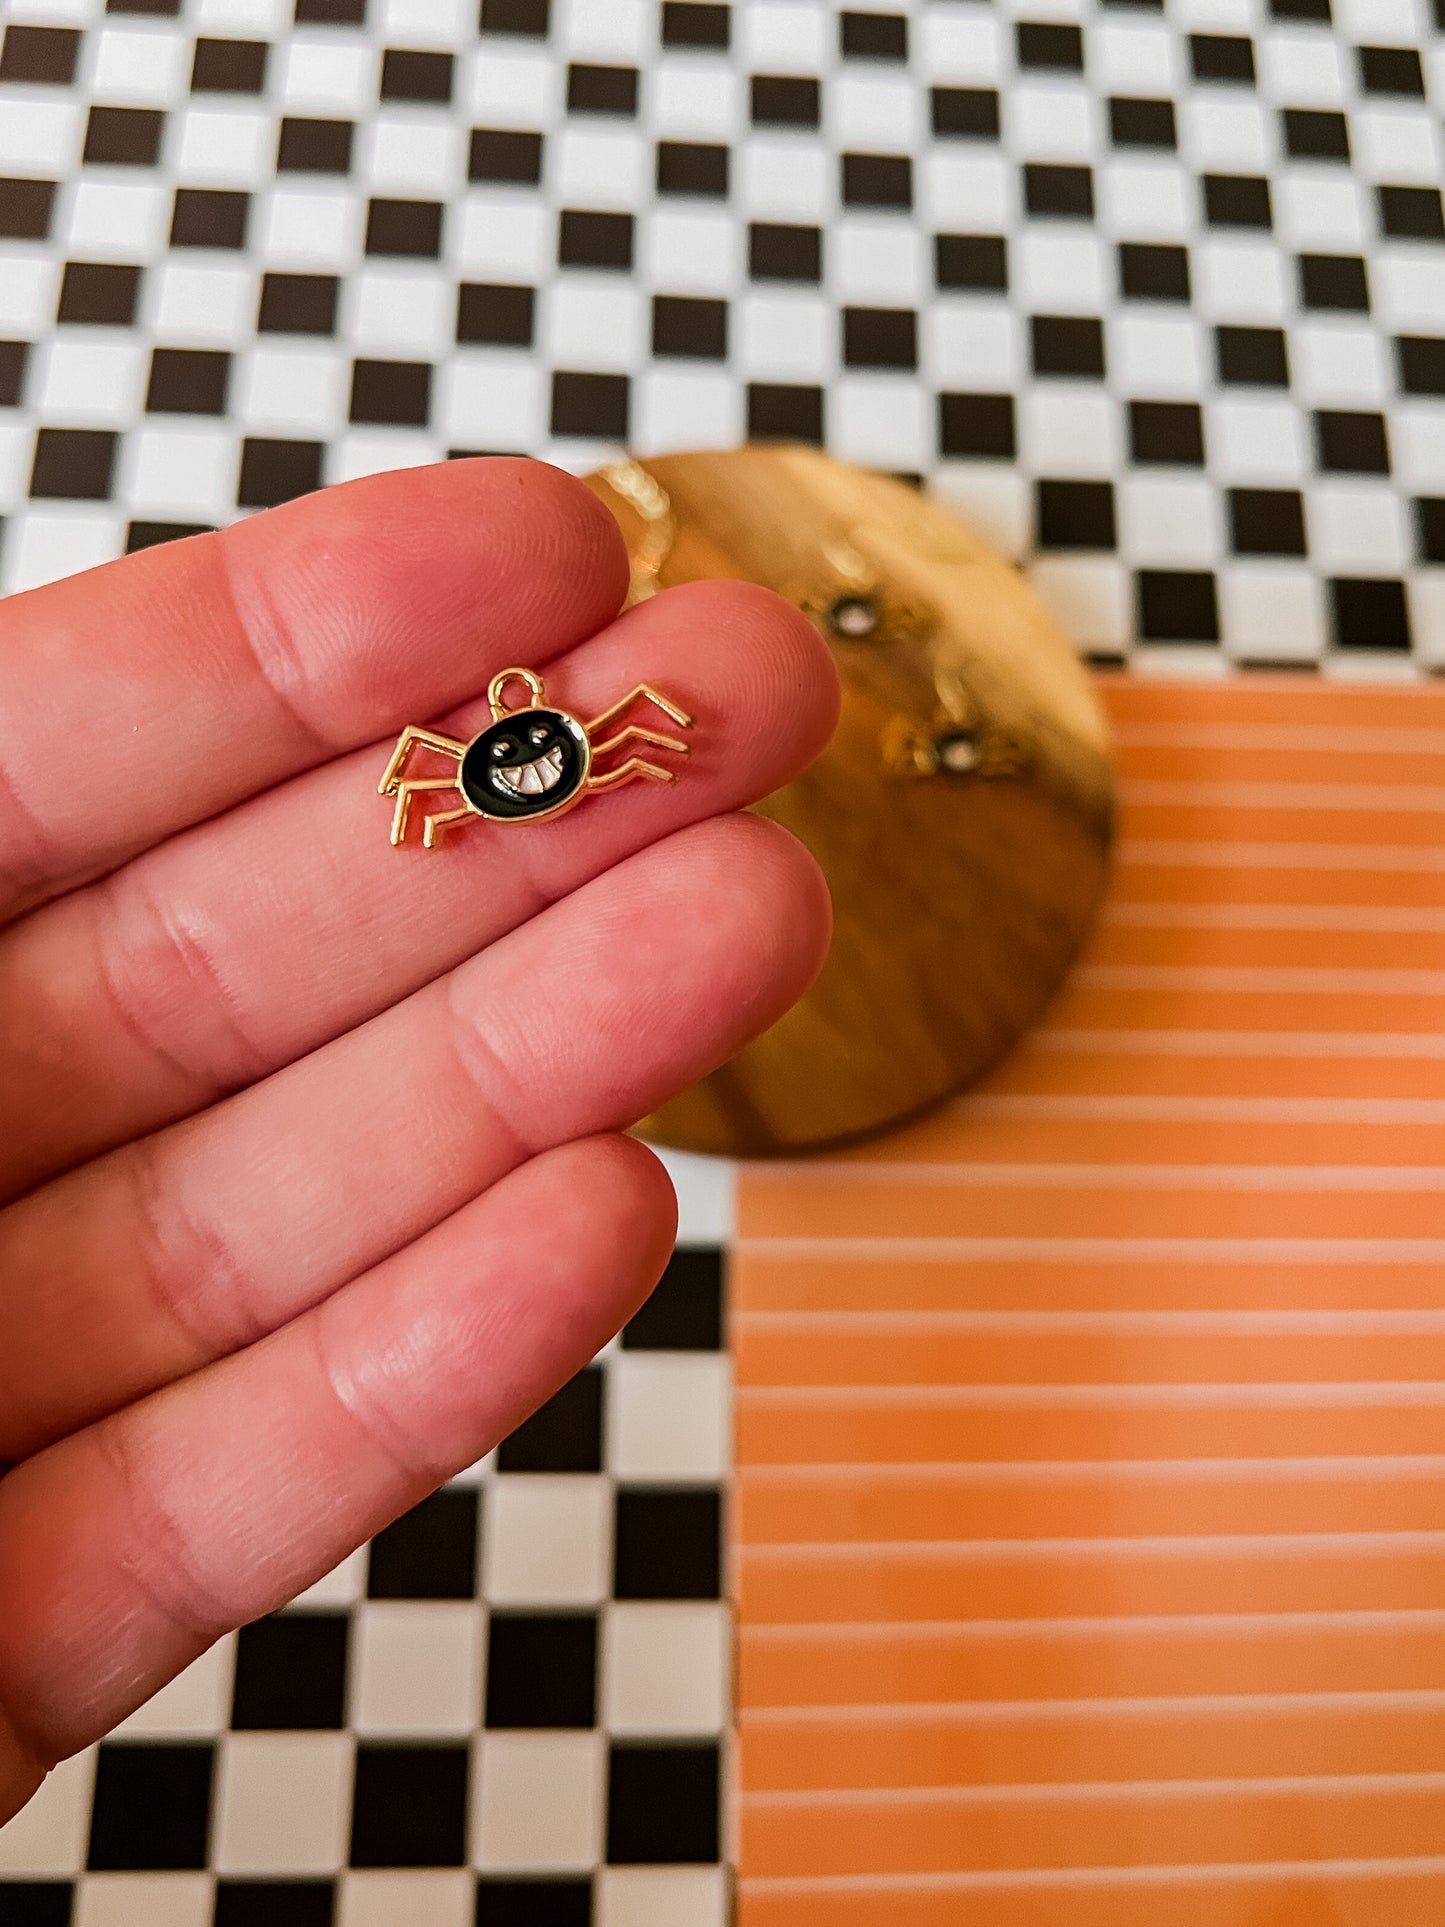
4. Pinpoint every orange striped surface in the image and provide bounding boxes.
[732,677,1445,1926]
